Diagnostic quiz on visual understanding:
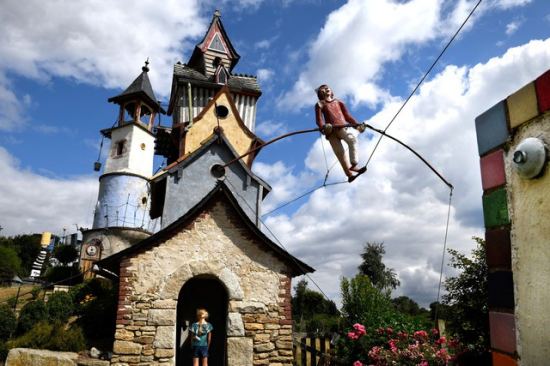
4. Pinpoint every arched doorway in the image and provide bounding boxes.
[176,276,228,366]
